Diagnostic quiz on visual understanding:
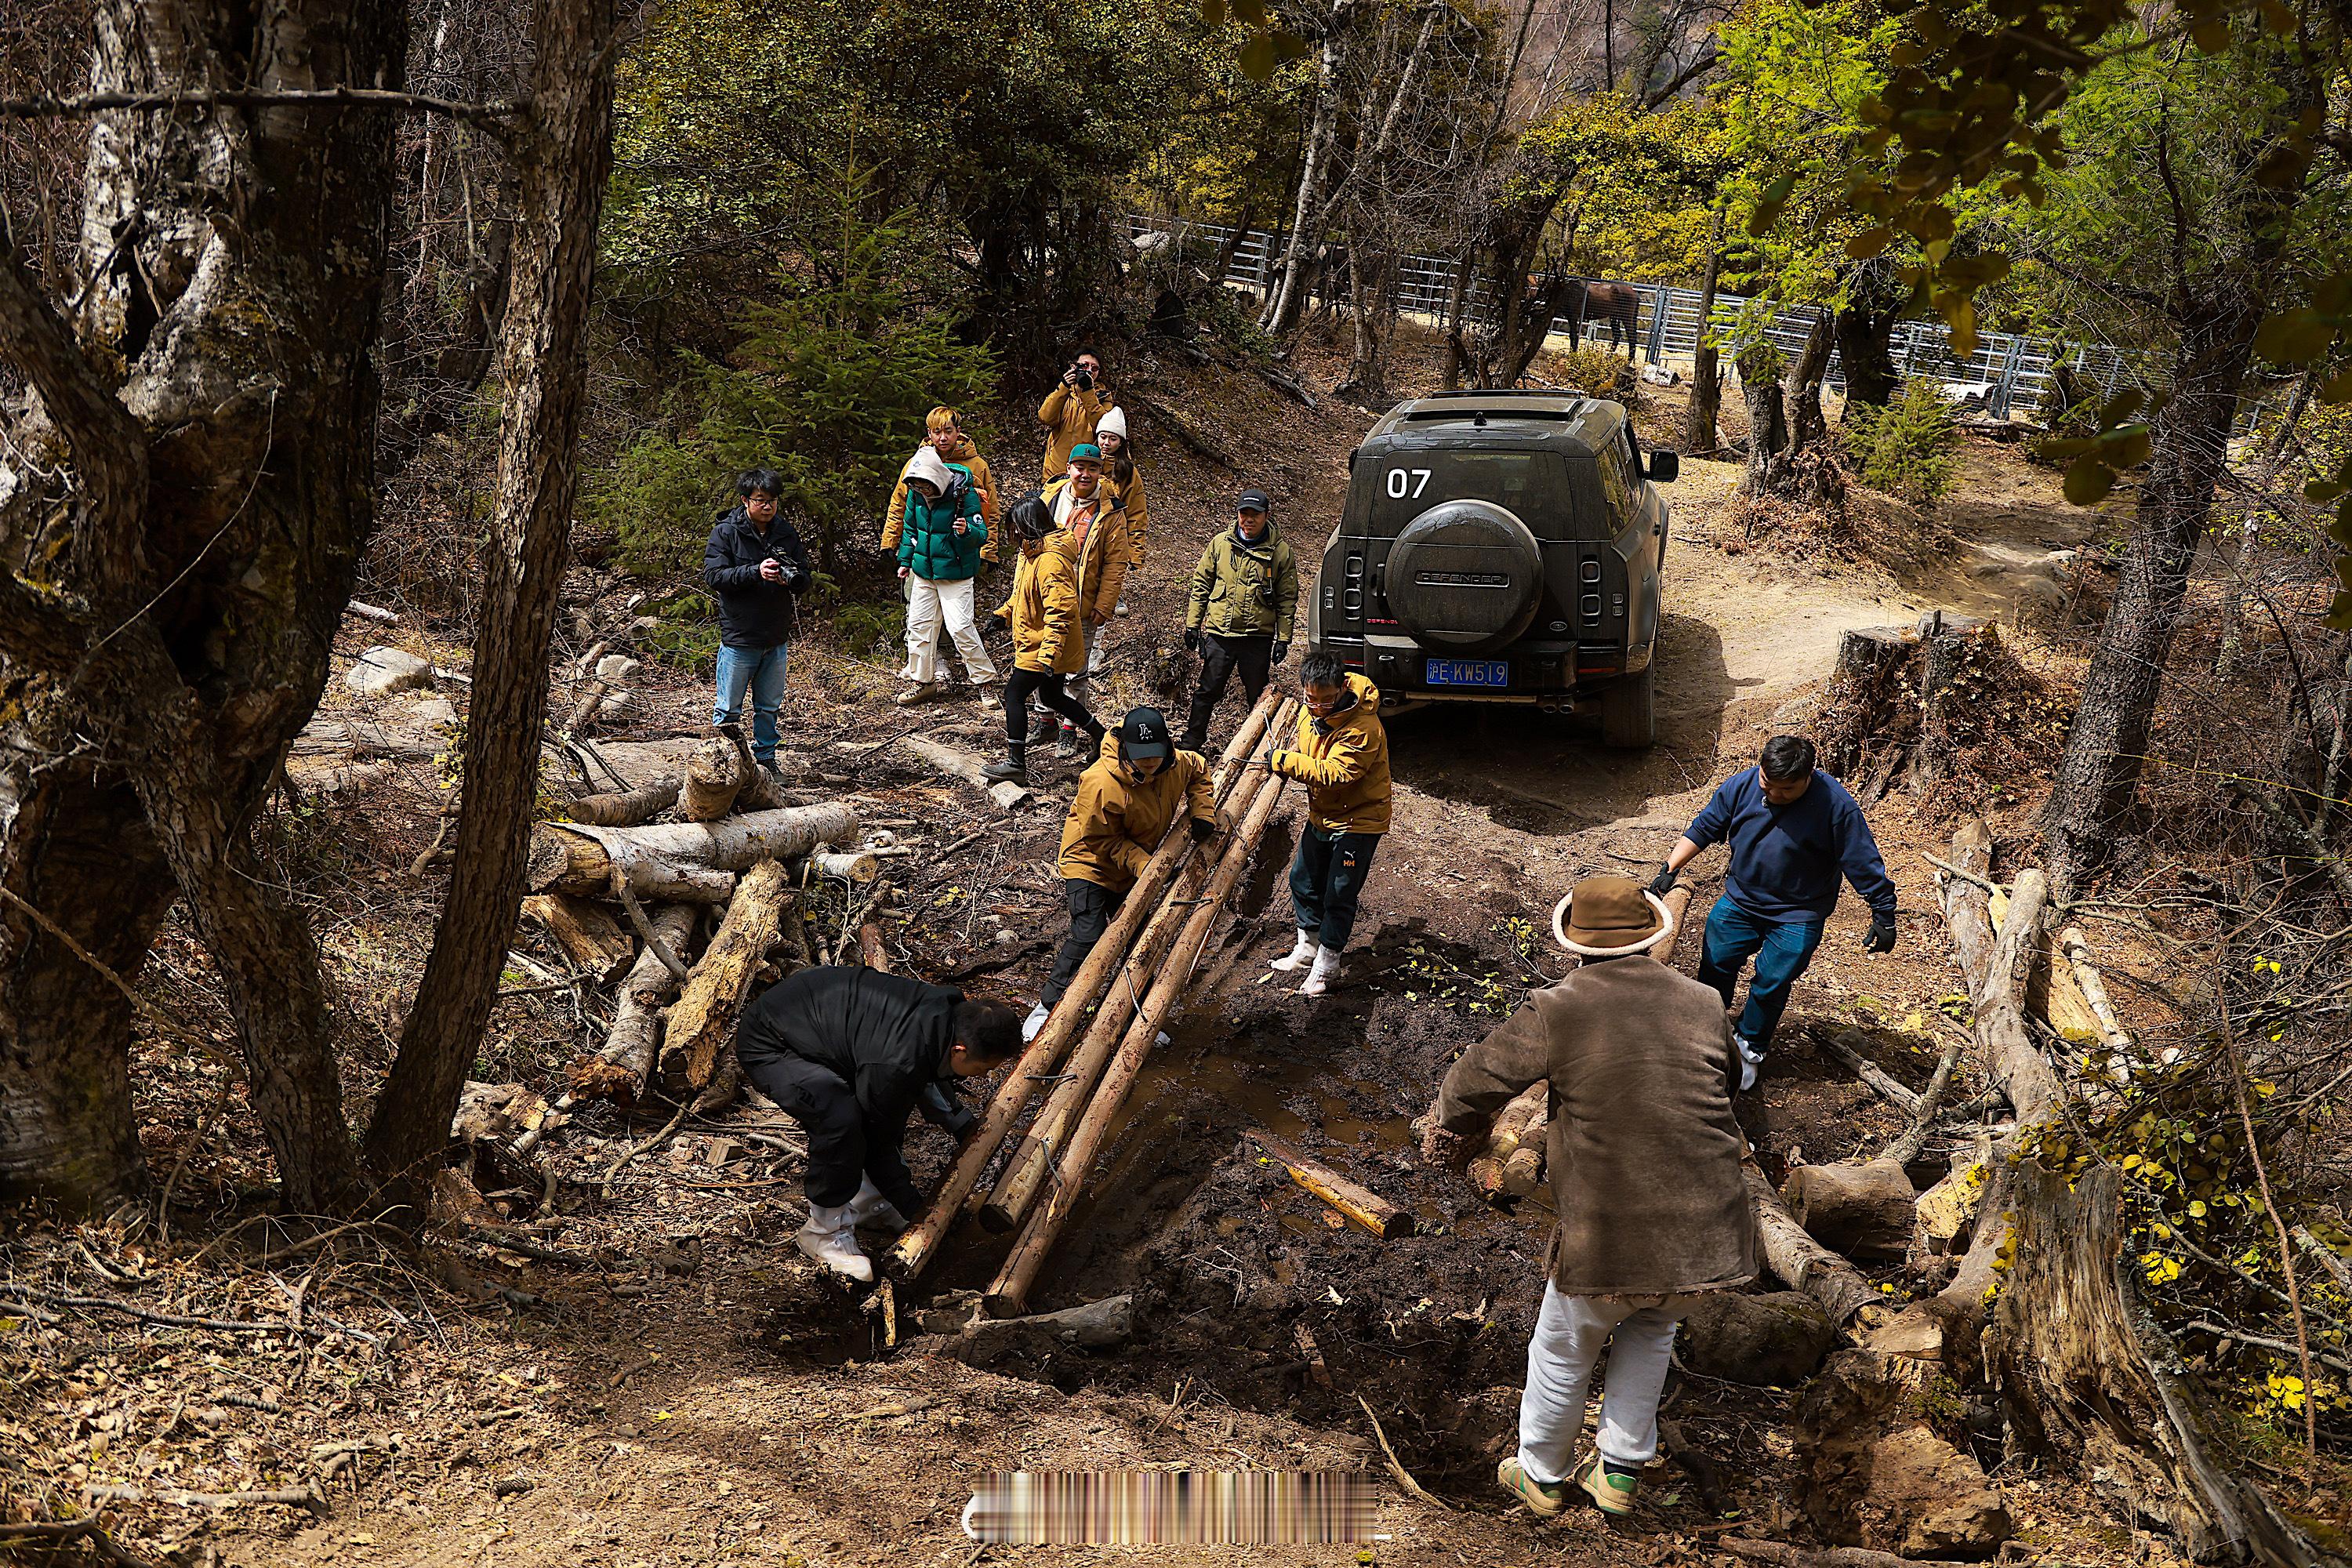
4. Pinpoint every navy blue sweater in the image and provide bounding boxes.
[1684,768,1896,922]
